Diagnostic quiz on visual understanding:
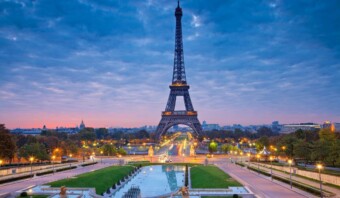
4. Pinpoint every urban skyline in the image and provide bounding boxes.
[1,0,340,128]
